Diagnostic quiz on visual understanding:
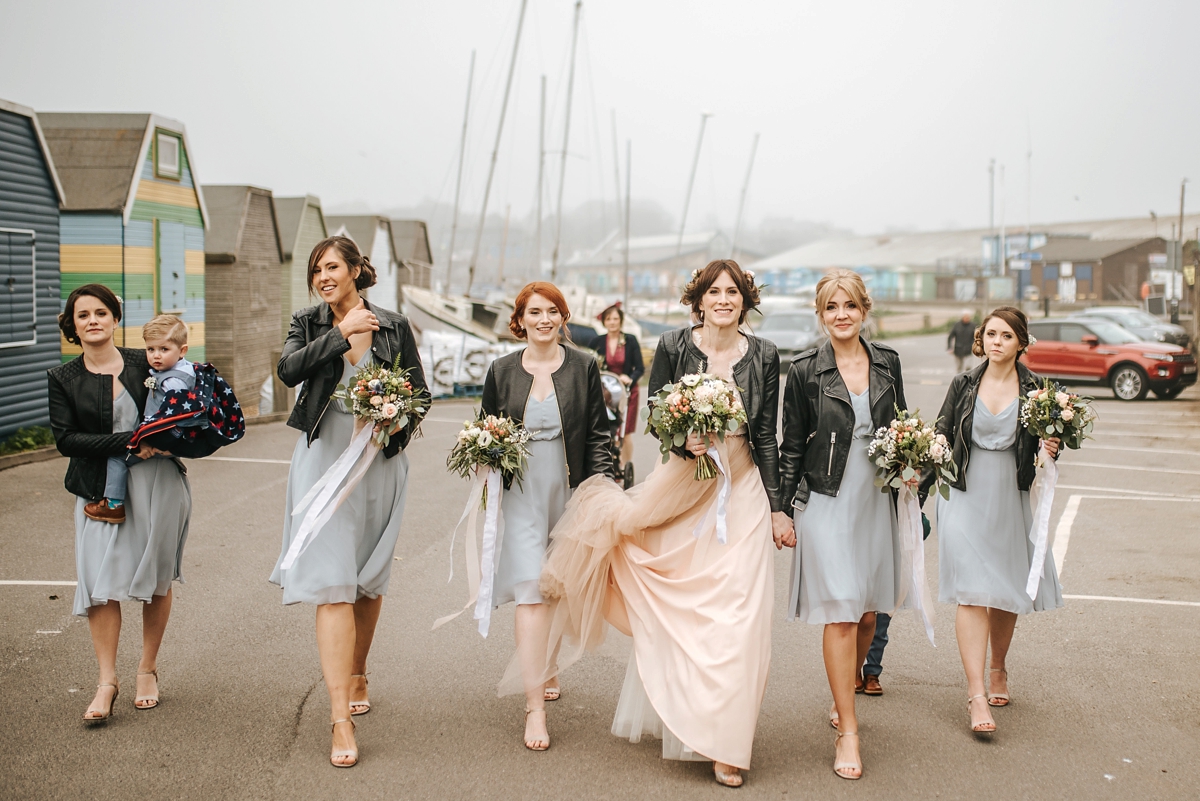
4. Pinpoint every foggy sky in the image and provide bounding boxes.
[3,0,1198,241]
